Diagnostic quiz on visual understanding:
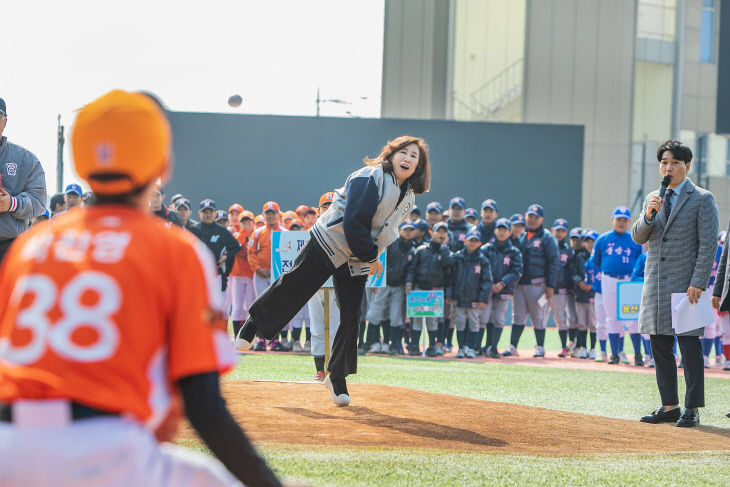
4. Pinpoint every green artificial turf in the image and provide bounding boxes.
[179,442,730,487]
